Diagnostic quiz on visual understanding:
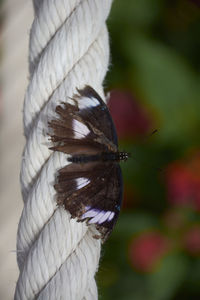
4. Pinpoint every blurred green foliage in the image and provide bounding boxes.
[98,0,200,299]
